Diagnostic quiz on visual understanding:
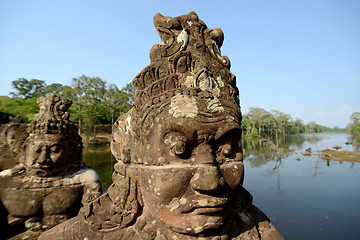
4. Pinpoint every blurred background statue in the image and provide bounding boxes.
[0,94,102,239]
[0,116,28,171]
